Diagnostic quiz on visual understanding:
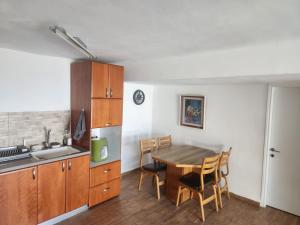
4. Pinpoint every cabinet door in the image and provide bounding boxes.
[66,155,89,212]
[91,99,110,128]
[110,99,123,126]
[38,160,66,223]
[91,62,109,98]
[109,65,124,99]
[0,167,37,225]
